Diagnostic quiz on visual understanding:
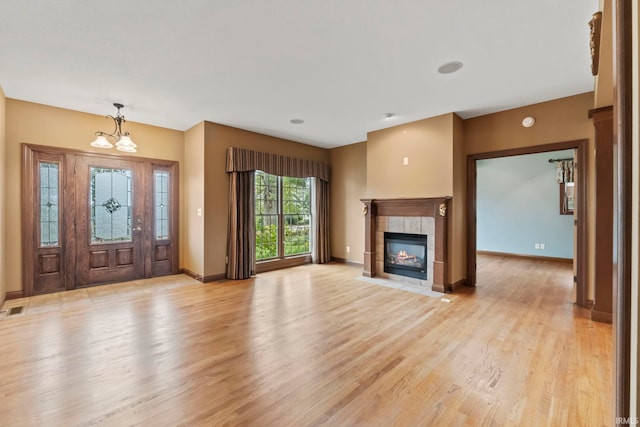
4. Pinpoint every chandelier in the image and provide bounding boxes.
[90,103,137,153]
